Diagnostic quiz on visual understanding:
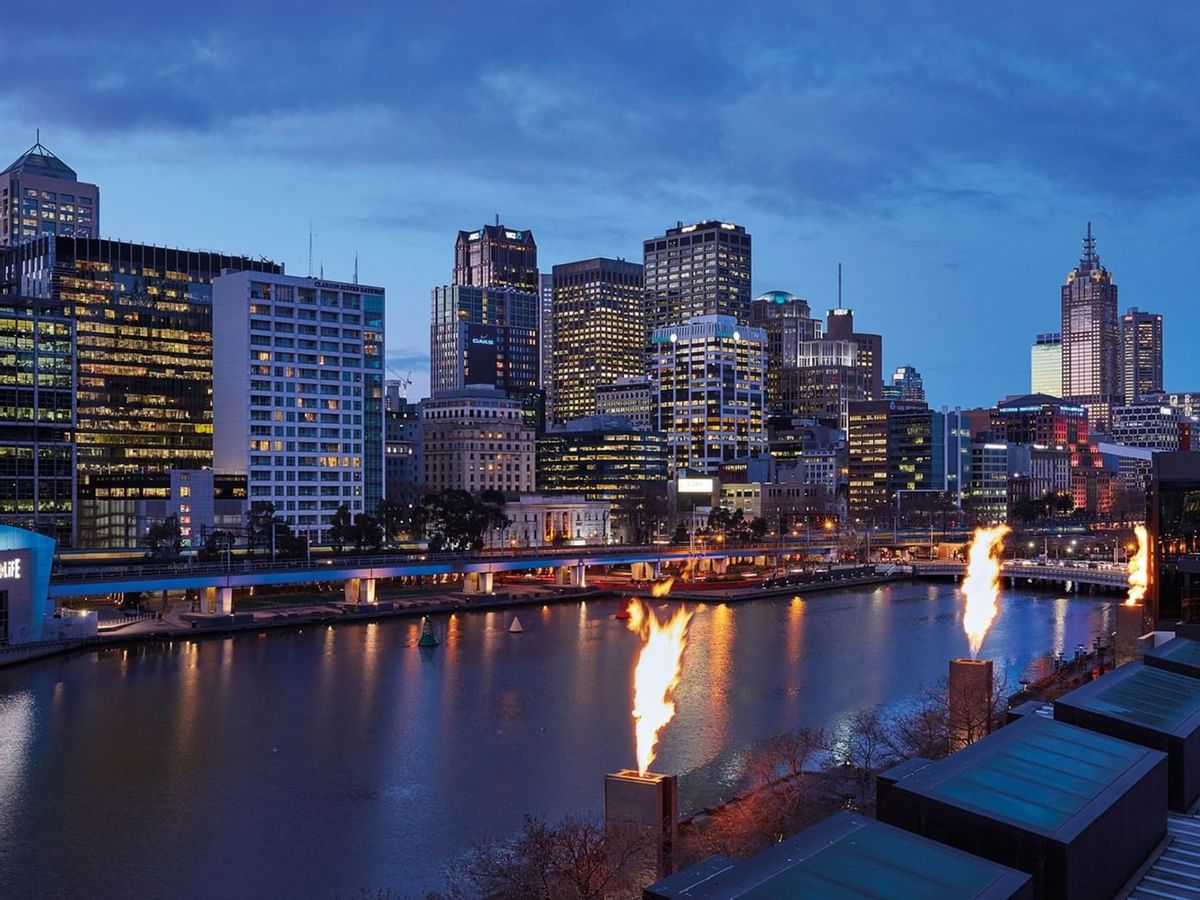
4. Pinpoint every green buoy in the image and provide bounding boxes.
[418,615,439,647]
